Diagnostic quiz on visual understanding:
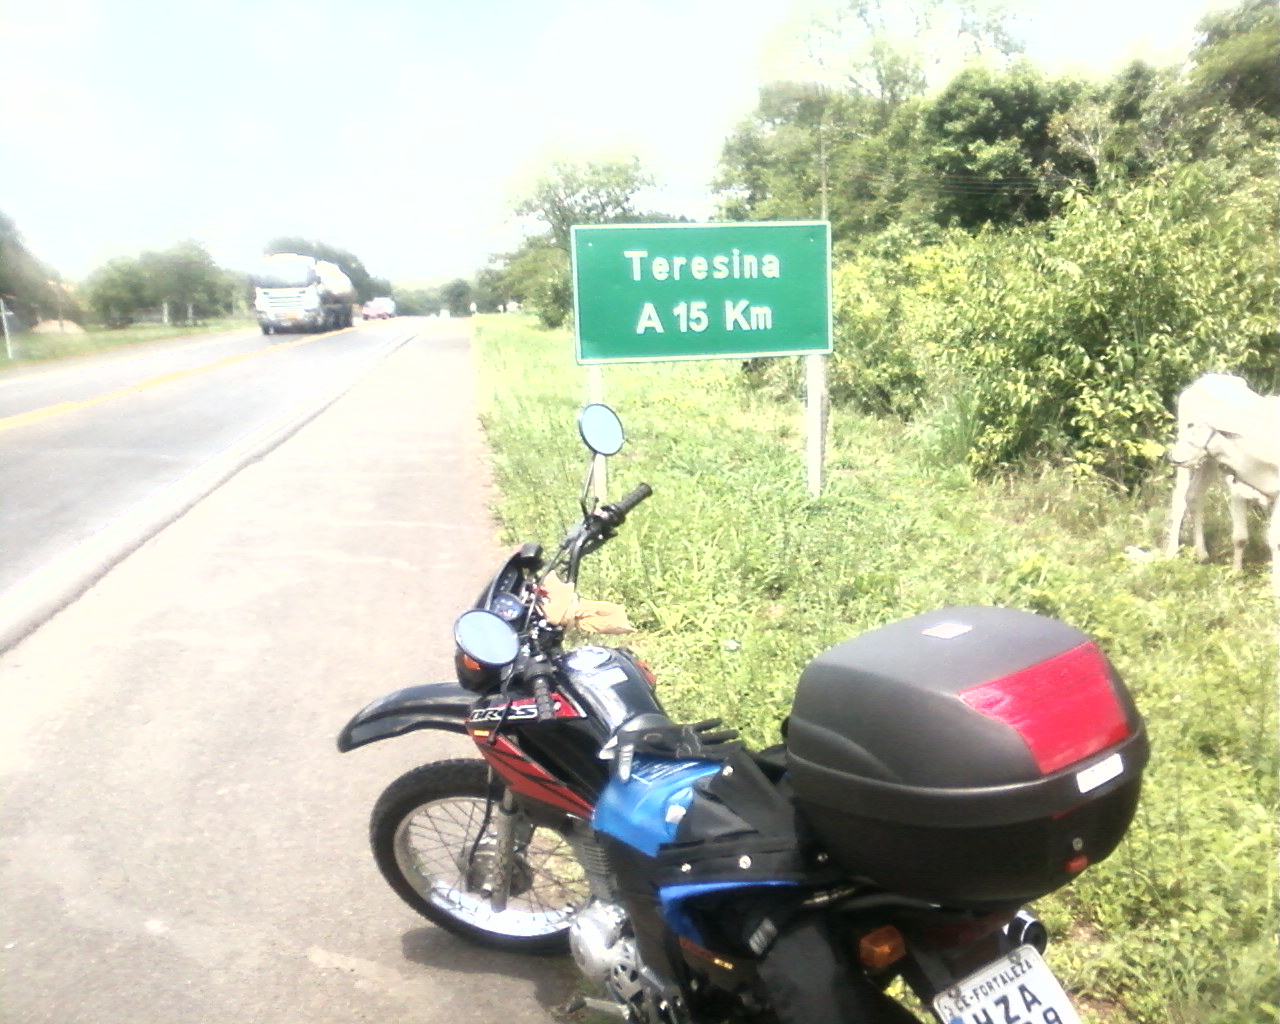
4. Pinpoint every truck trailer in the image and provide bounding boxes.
[252,253,355,334]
